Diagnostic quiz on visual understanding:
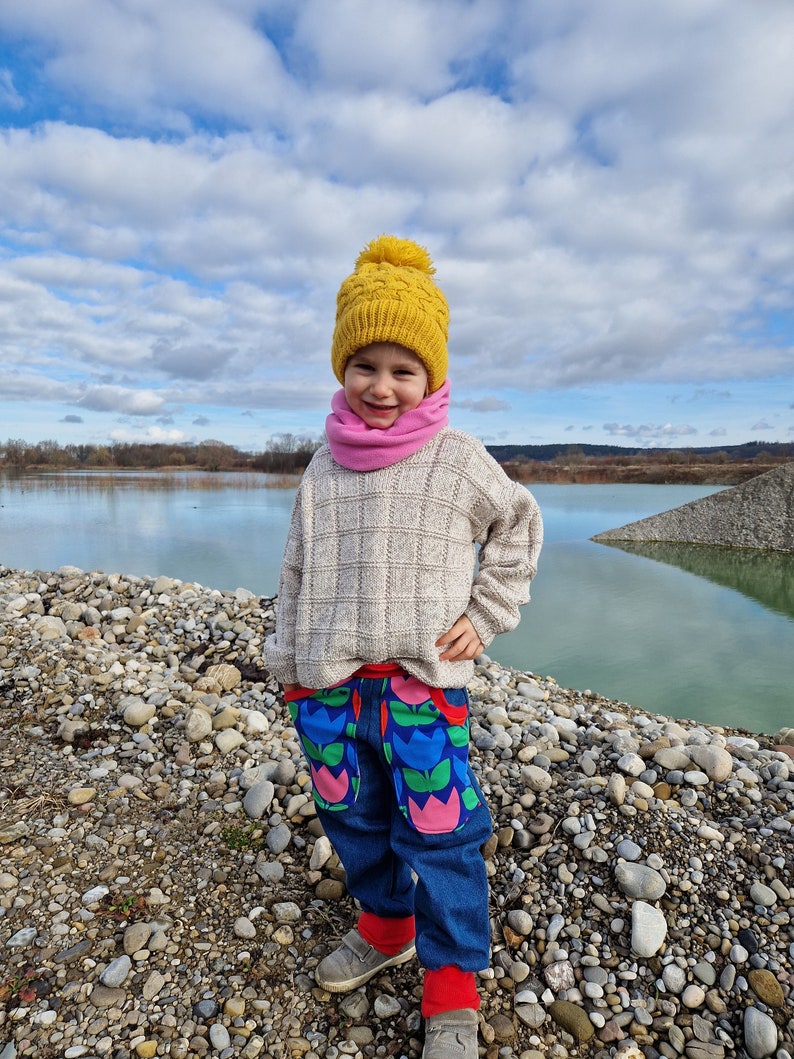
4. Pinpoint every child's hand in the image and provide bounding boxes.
[282,682,300,693]
[436,615,484,662]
